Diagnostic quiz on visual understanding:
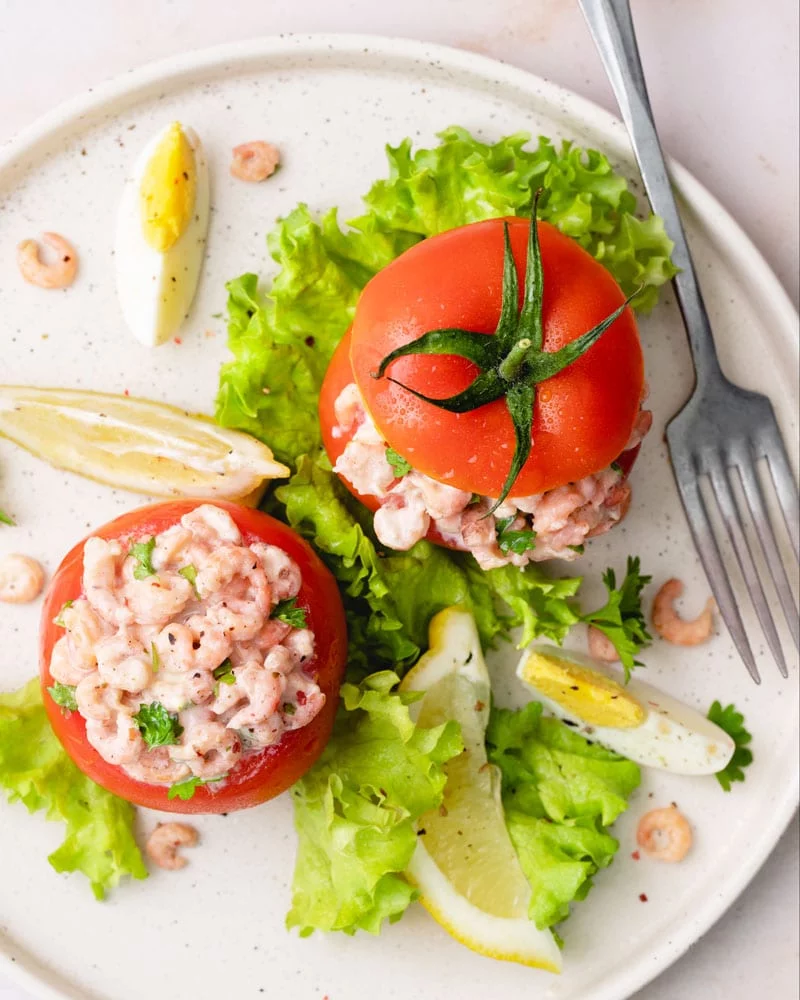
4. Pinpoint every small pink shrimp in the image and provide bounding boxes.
[17,233,78,288]
[251,617,293,651]
[50,636,94,686]
[373,488,431,551]
[152,623,195,673]
[637,805,692,862]
[240,717,284,749]
[85,712,143,765]
[250,543,303,603]
[210,675,245,716]
[284,629,315,665]
[281,673,325,730]
[333,440,395,499]
[123,748,190,786]
[262,644,296,676]
[230,141,280,182]
[532,485,586,533]
[151,525,195,570]
[227,662,283,729]
[652,578,715,646]
[182,616,233,672]
[122,570,194,628]
[95,629,151,692]
[0,553,45,603]
[180,505,242,546]
[201,548,270,642]
[588,626,619,662]
[82,538,133,626]
[585,482,632,537]
[60,598,108,673]
[459,505,507,569]
[172,716,242,779]
[146,822,199,871]
[333,383,364,432]
[75,672,123,721]
[406,472,471,519]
